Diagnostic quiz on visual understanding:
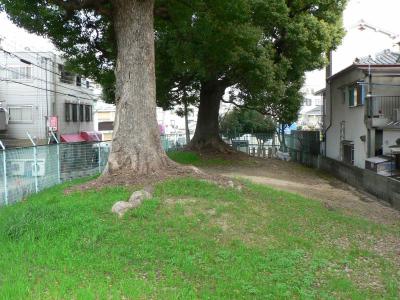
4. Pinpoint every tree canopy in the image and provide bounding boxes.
[220,108,276,142]
[156,0,346,150]
[0,0,347,154]
[0,0,176,175]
